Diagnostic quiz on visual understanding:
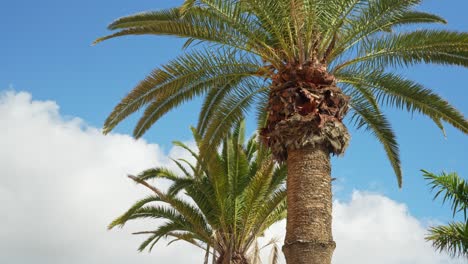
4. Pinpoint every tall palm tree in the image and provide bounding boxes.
[95,1,468,263]
[109,122,287,264]
[422,170,468,258]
